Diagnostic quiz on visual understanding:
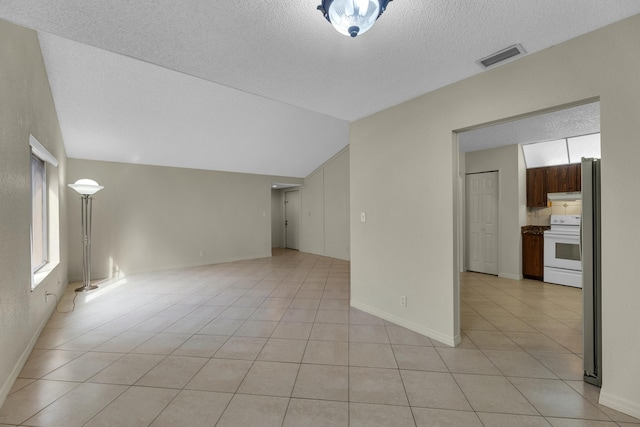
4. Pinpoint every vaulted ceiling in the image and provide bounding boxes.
[2,1,639,177]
